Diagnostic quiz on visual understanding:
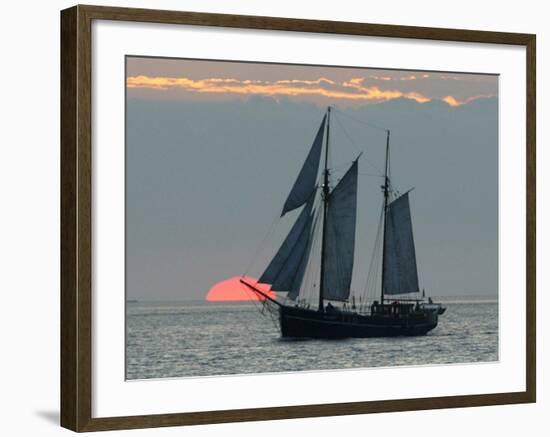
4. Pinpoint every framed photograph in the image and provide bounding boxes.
[60,4,536,432]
